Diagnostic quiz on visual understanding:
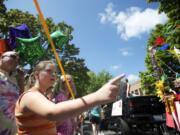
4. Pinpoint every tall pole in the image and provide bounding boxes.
[33,0,75,98]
